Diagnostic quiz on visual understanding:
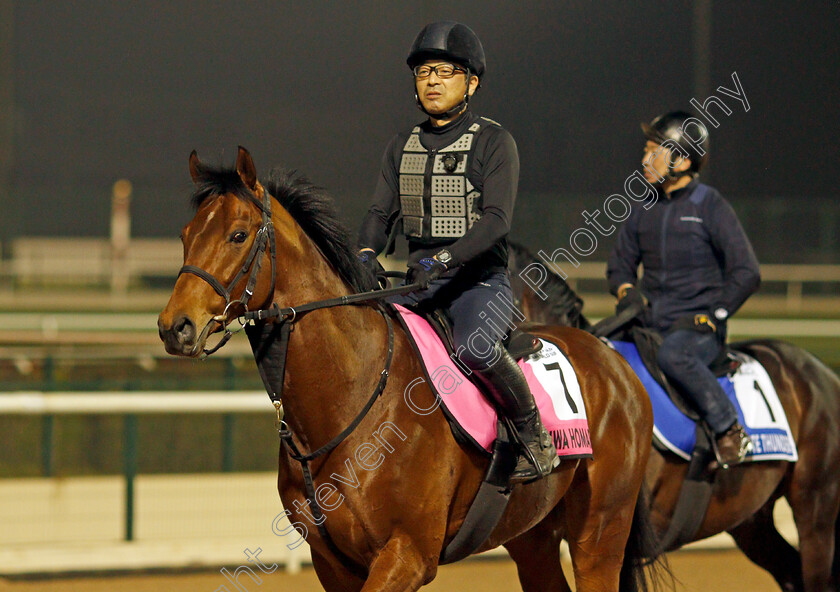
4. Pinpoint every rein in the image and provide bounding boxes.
[254,305,393,579]
[179,183,422,576]
[242,285,417,580]
[244,287,417,580]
